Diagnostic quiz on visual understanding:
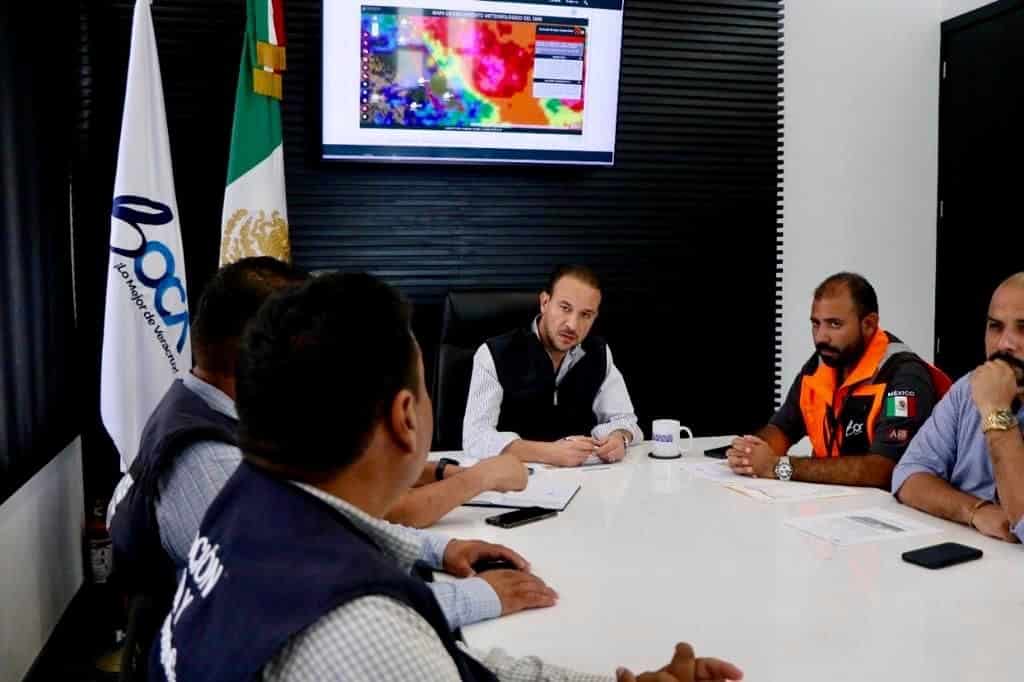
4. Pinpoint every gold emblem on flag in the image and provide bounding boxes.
[252,68,283,100]
[256,41,287,72]
[252,41,286,100]
[220,209,291,266]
